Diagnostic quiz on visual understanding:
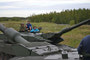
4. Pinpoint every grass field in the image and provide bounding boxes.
[0,21,90,48]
